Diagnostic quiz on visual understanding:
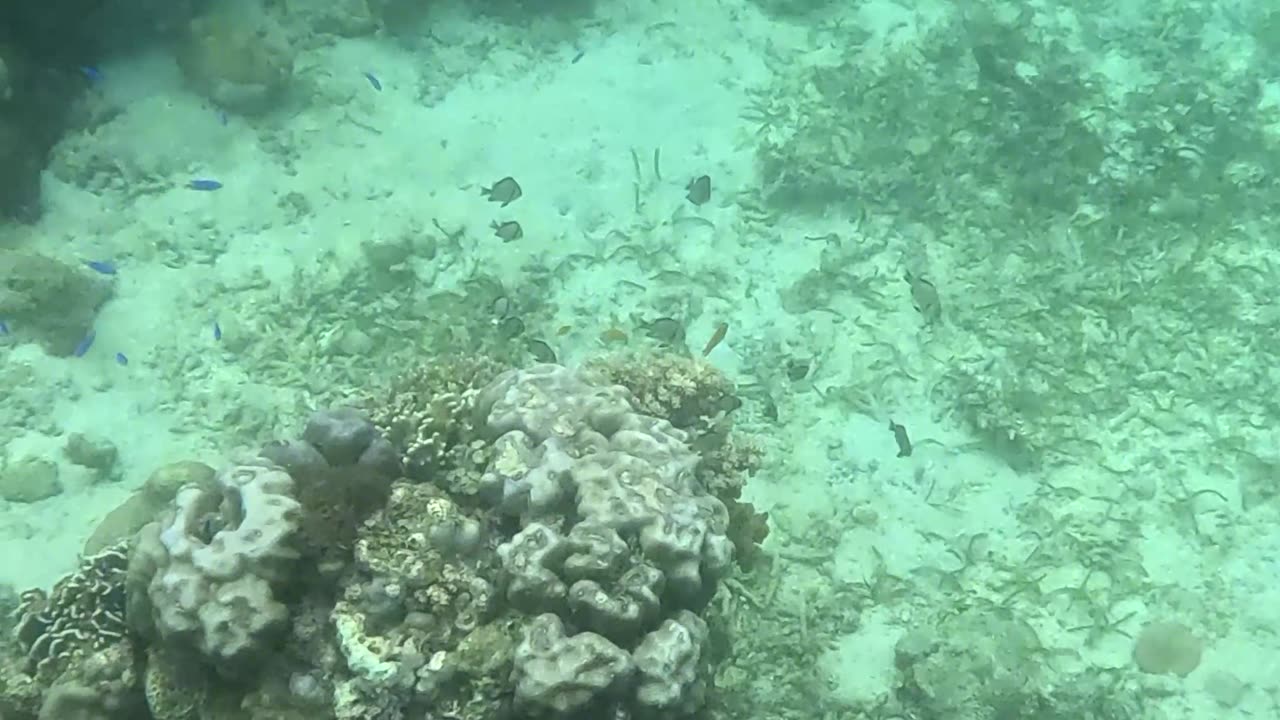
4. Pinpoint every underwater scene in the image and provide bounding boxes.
[0,0,1276,718]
